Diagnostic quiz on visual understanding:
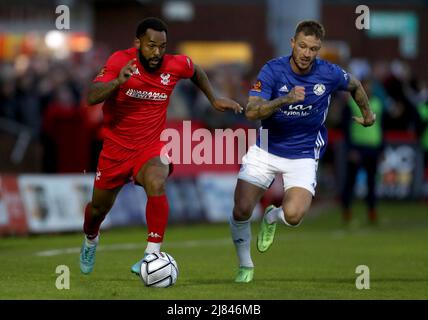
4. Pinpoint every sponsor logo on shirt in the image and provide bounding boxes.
[125,88,168,101]
[281,104,313,117]
[251,80,262,92]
